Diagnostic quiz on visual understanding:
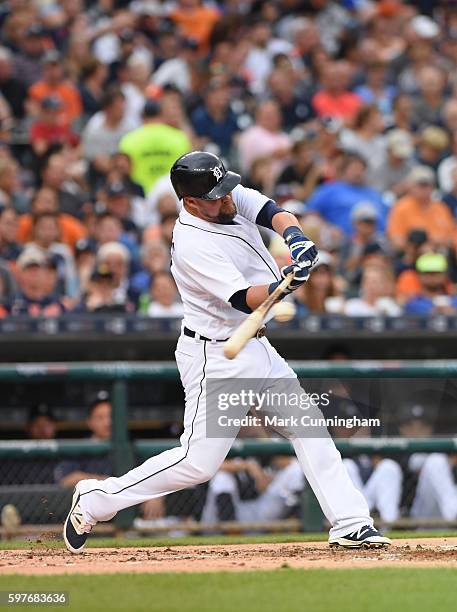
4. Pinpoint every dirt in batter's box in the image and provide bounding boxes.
[1,538,457,574]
